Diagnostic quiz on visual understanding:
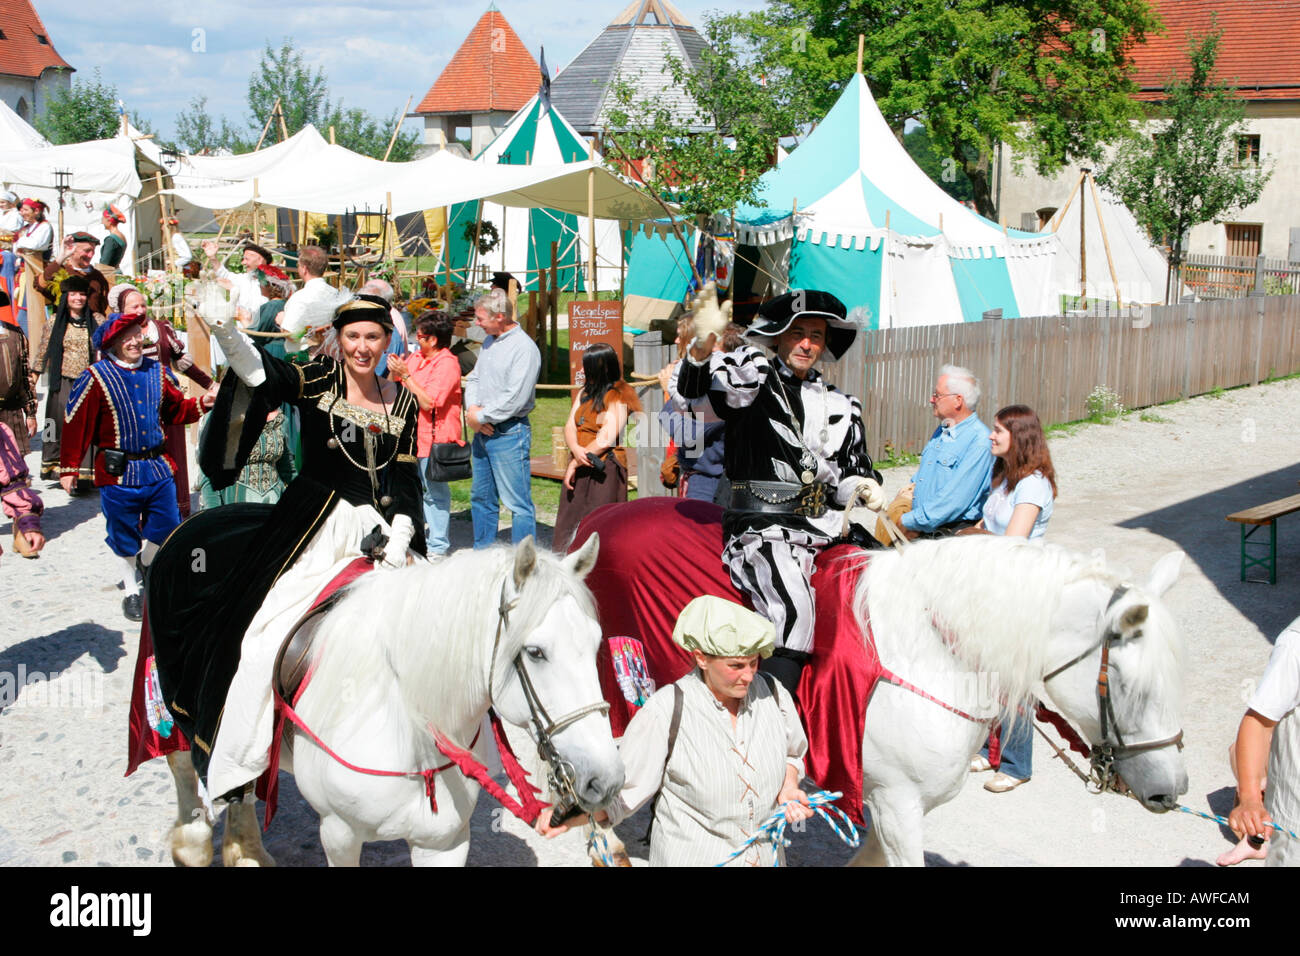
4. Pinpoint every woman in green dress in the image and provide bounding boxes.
[197,404,298,508]
[99,206,127,270]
